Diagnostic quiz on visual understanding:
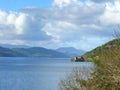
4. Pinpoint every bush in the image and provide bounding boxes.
[60,40,120,90]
